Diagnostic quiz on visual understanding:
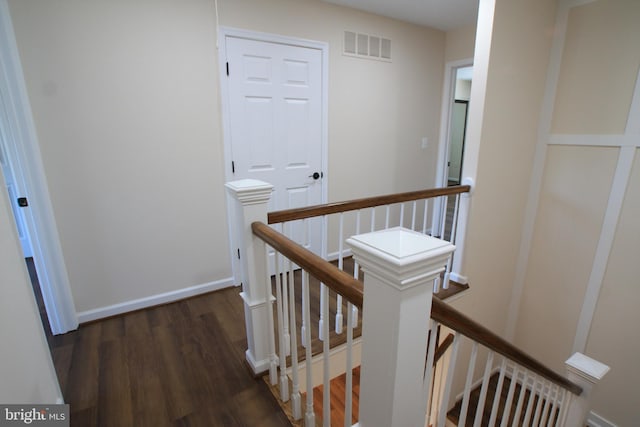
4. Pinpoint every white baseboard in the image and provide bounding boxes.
[326,248,353,262]
[76,277,235,323]
[587,411,617,427]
